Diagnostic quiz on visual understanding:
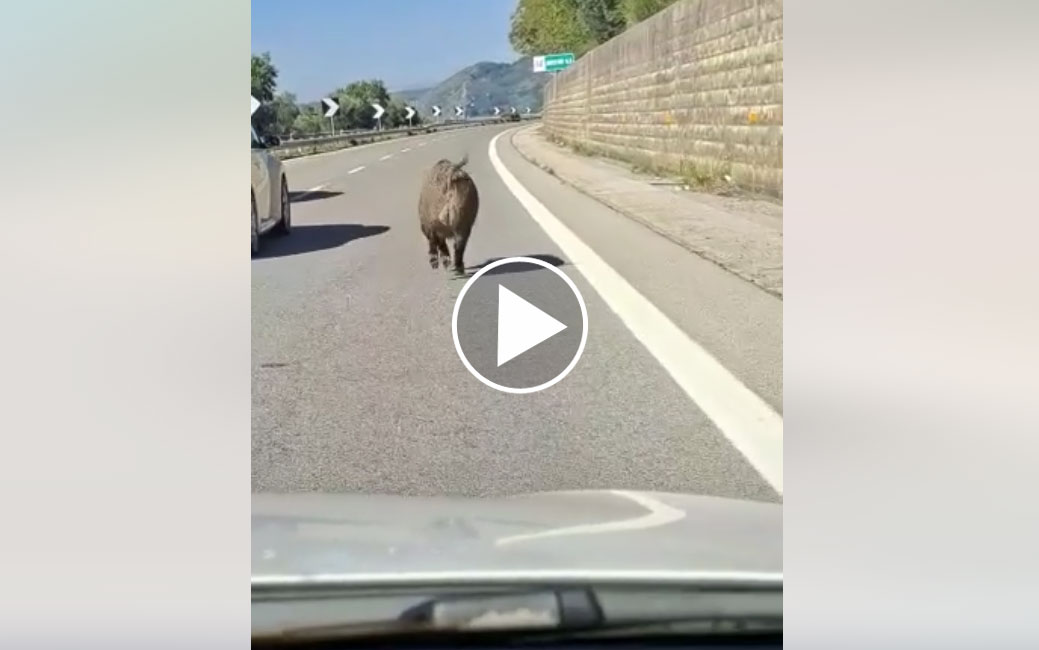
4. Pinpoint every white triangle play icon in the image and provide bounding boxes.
[497,285,567,367]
